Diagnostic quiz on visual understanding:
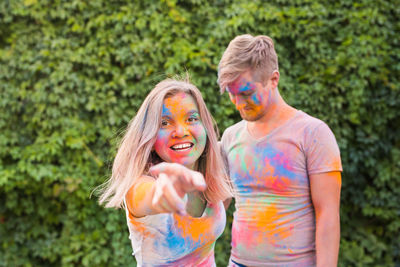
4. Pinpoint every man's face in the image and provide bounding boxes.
[226,71,272,121]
